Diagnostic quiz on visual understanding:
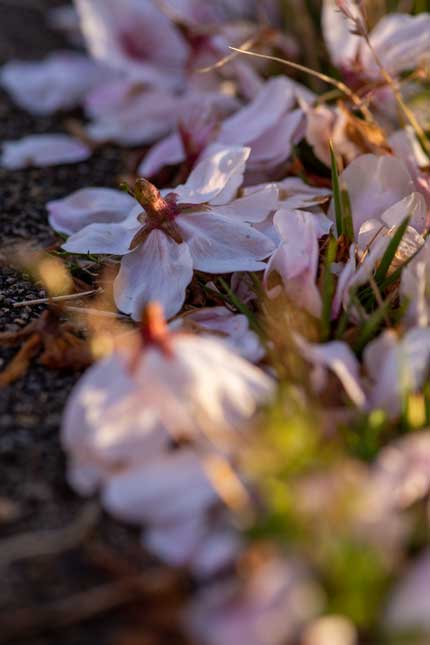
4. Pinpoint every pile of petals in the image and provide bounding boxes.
[2,1,430,644]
